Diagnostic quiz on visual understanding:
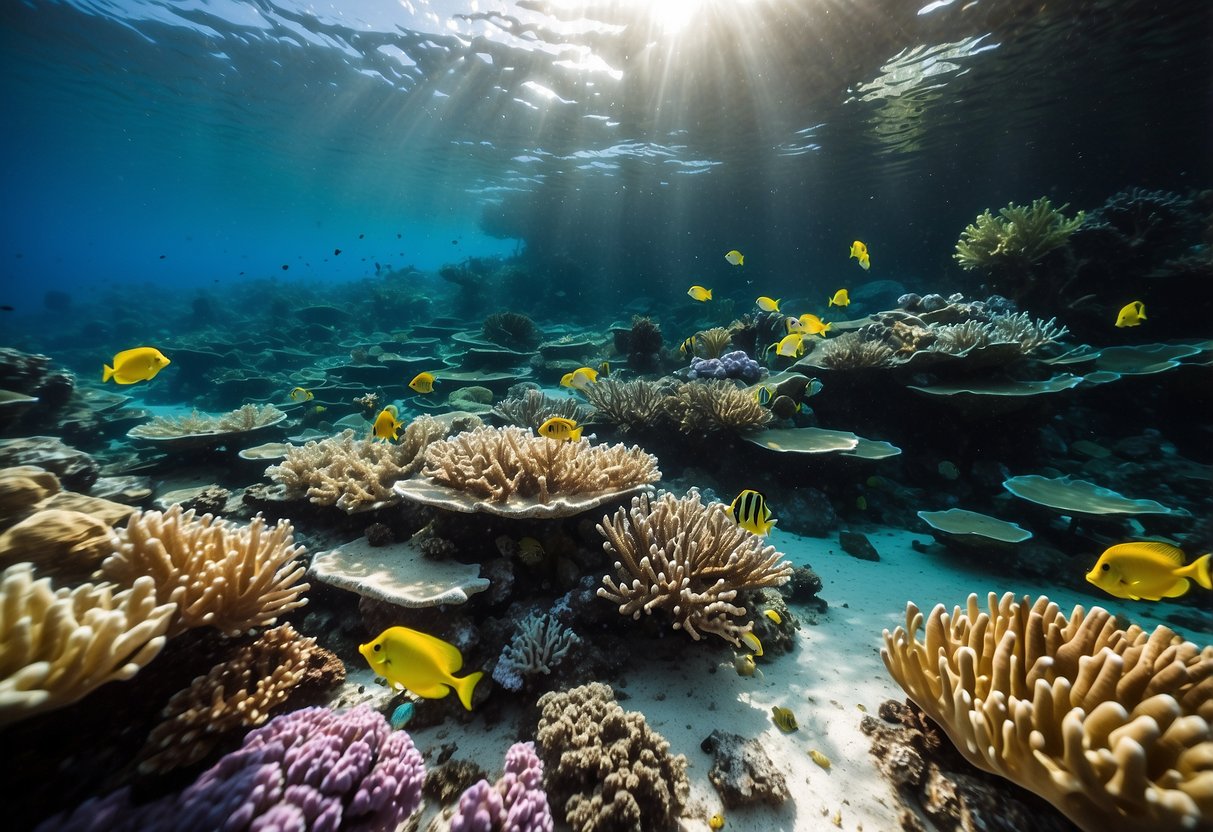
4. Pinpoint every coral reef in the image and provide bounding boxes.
[492,613,579,692]
[882,592,1213,832]
[692,327,733,360]
[0,509,115,583]
[597,489,792,646]
[954,198,1085,272]
[492,389,591,431]
[449,741,553,832]
[266,418,450,512]
[138,623,345,774]
[615,315,663,369]
[535,682,689,832]
[662,380,771,435]
[100,505,310,637]
[811,333,899,370]
[687,350,764,384]
[0,562,176,727]
[483,311,541,349]
[128,404,285,439]
[414,425,660,507]
[0,436,99,491]
[582,379,666,433]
